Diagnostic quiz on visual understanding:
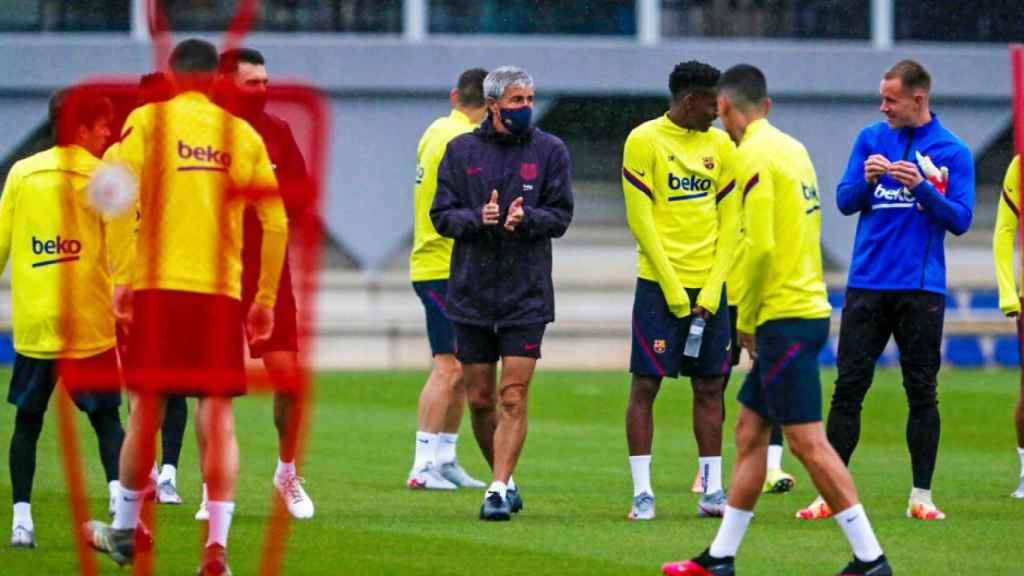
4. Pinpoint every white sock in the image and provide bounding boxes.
[629,455,653,497]
[276,459,296,480]
[112,487,144,530]
[149,463,159,483]
[12,502,32,530]
[205,500,235,548]
[767,445,783,470]
[708,505,753,558]
[158,464,177,485]
[835,504,884,562]
[487,481,507,500]
[437,433,458,465]
[909,487,932,503]
[507,476,517,492]
[202,483,208,505]
[413,431,439,469]
[699,456,723,494]
[108,480,120,499]
[1017,446,1024,477]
